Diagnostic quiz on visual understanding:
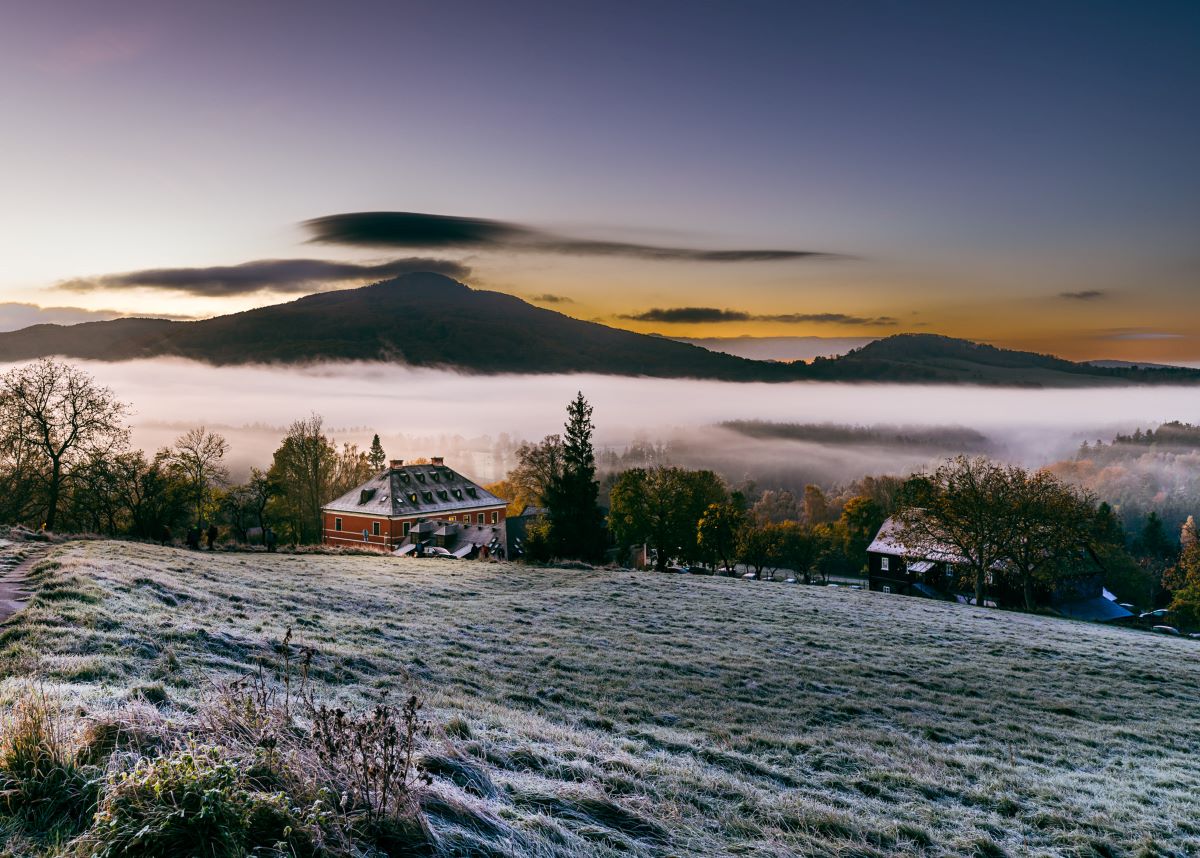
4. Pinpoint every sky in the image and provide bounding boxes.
[1,0,1198,361]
